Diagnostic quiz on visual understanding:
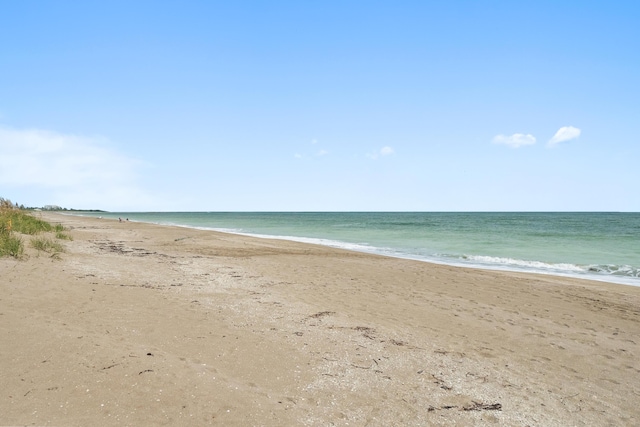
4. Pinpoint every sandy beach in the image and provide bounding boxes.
[1,212,639,426]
